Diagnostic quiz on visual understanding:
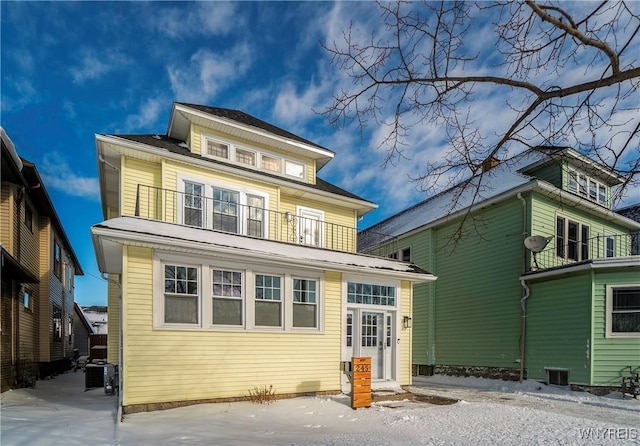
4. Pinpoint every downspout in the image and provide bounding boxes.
[517,192,528,382]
